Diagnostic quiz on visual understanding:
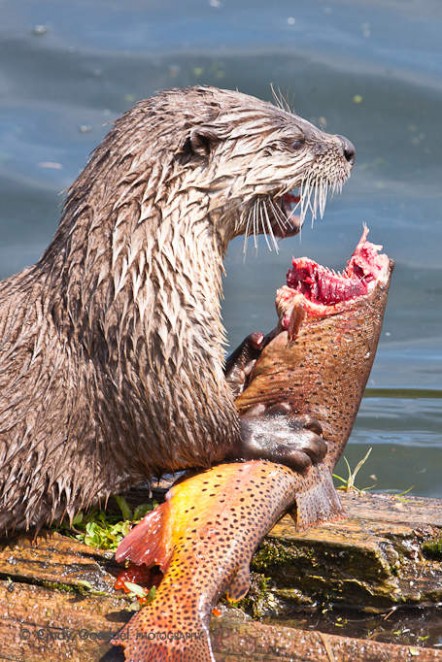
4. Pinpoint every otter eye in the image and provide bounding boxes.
[291,137,305,150]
